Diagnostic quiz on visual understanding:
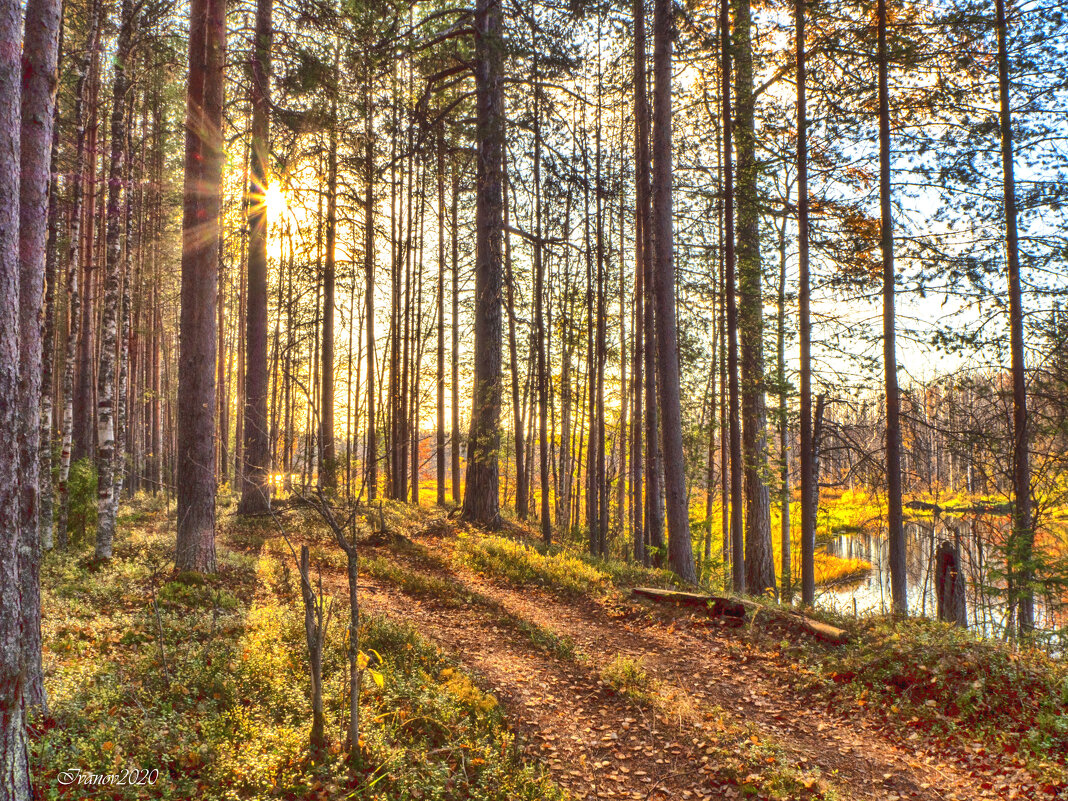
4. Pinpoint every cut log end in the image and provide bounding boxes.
[789,613,850,644]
